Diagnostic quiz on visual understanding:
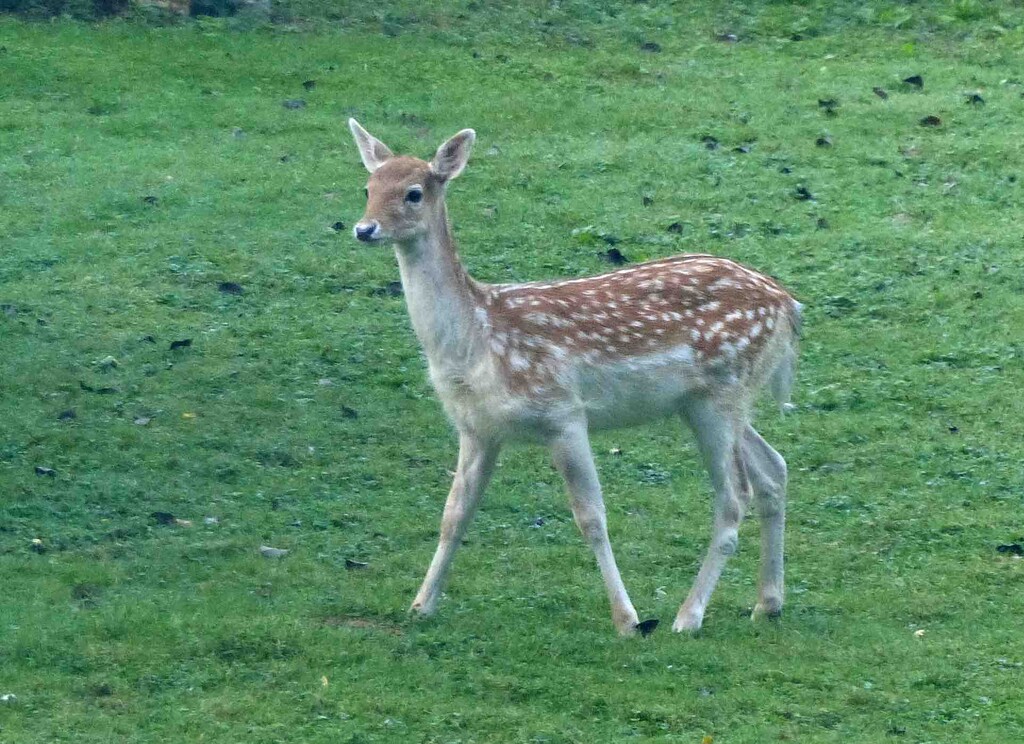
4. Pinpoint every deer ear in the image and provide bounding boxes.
[430,129,475,182]
[349,118,394,173]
